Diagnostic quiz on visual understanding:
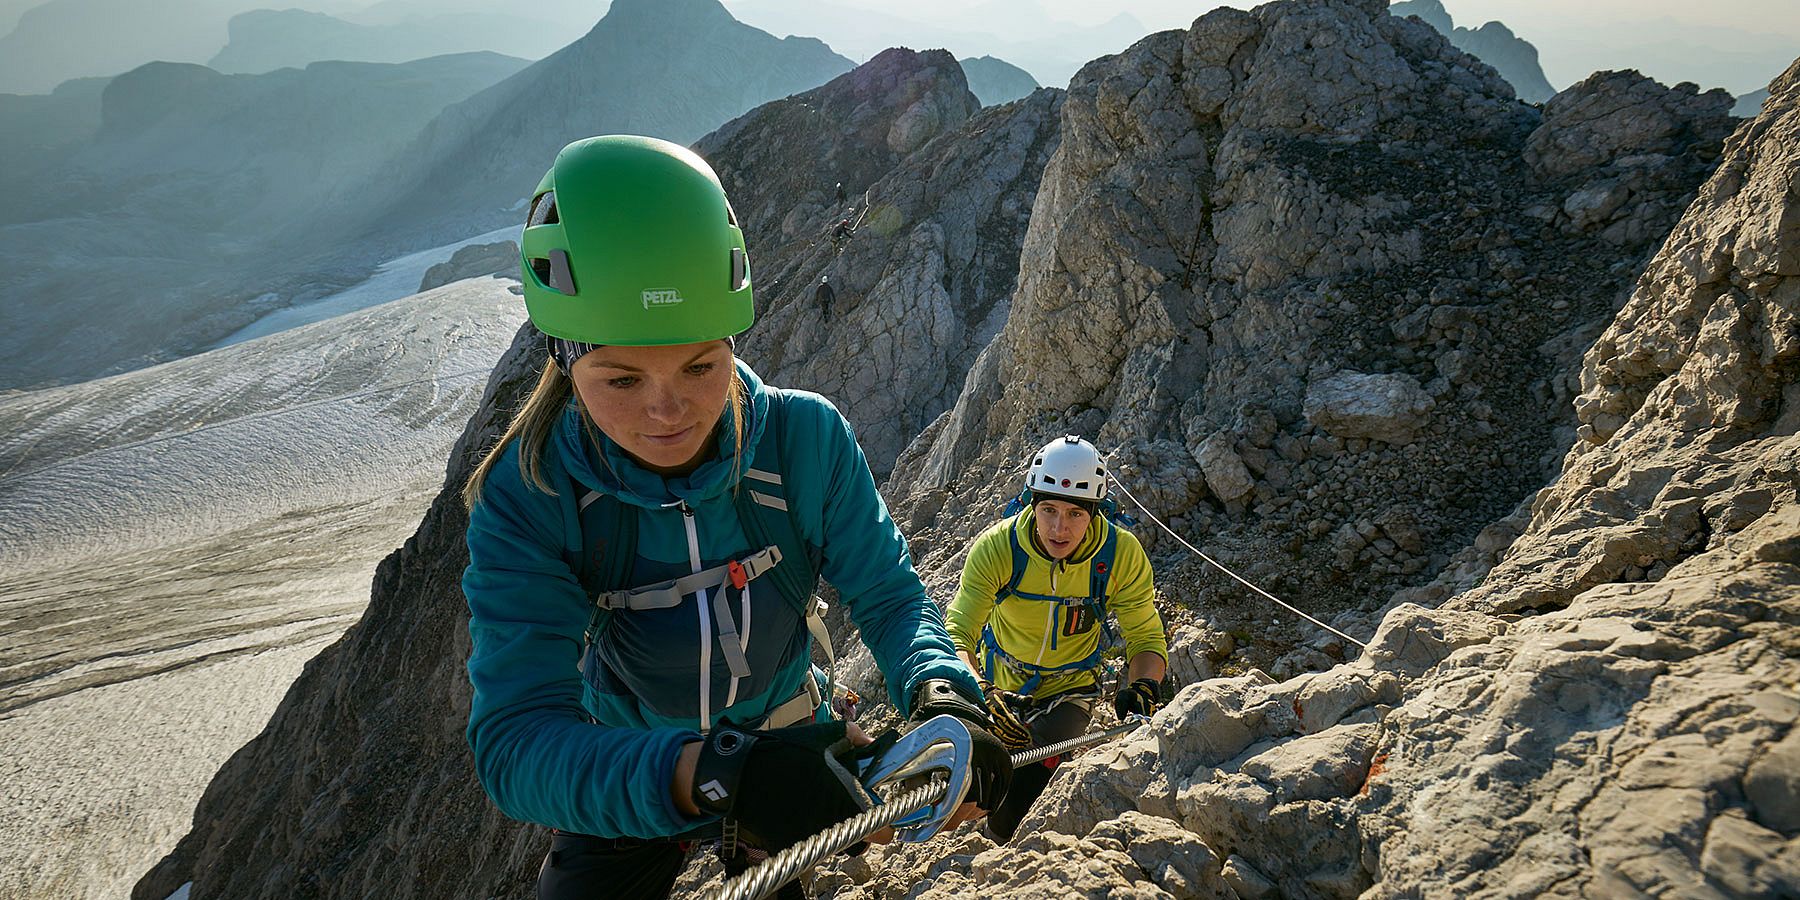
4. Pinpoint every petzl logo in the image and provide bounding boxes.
[698,779,729,803]
[642,288,684,309]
